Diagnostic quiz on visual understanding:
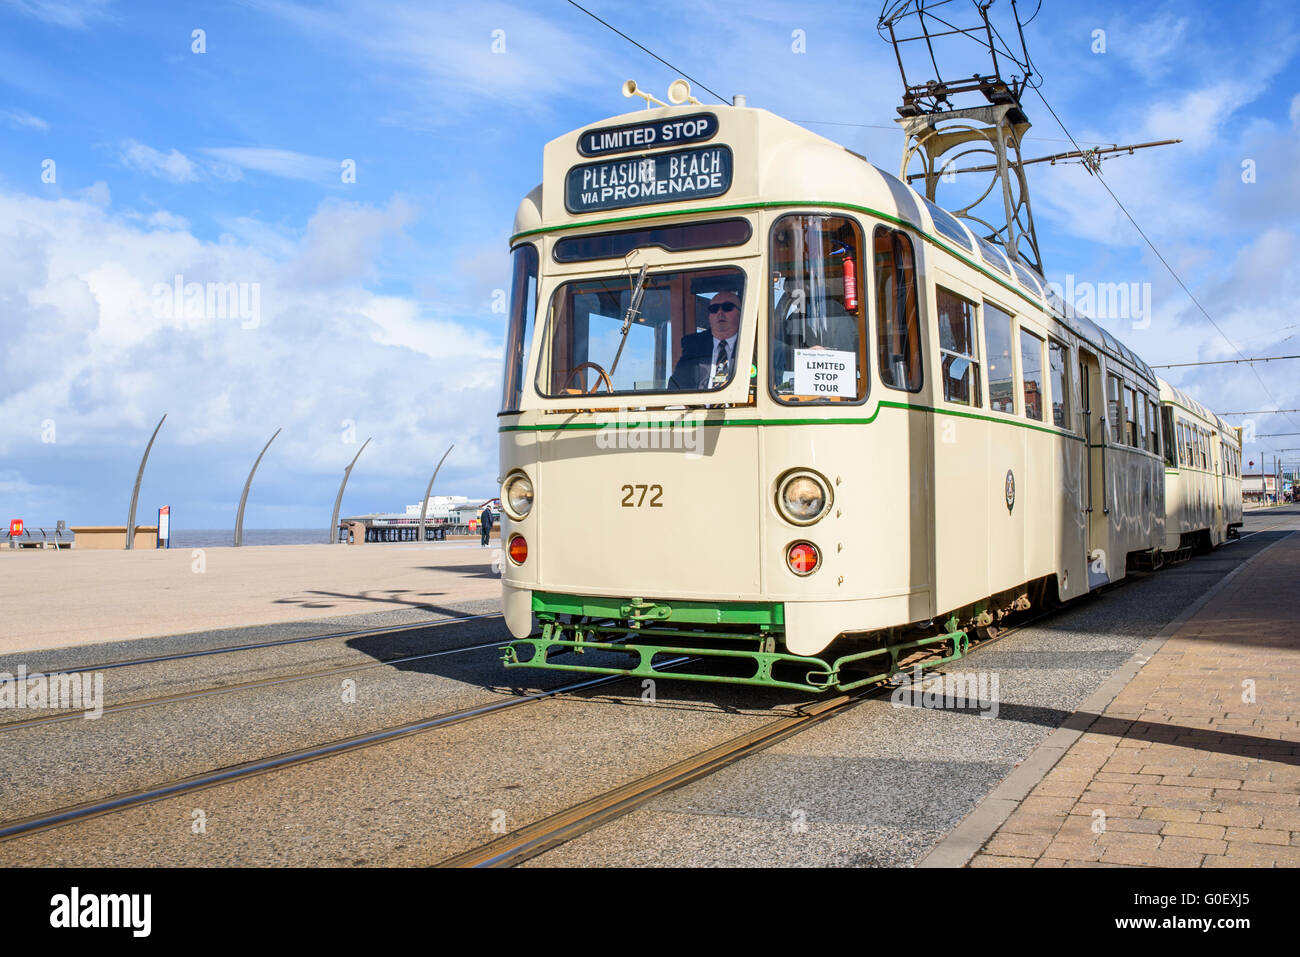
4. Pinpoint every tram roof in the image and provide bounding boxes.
[1159,377,1235,435]
[513,102,1157,386]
